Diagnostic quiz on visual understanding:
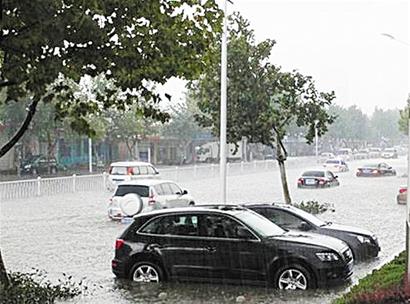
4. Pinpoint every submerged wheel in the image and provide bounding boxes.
[274,264,313,290]
[130,262,163,283]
